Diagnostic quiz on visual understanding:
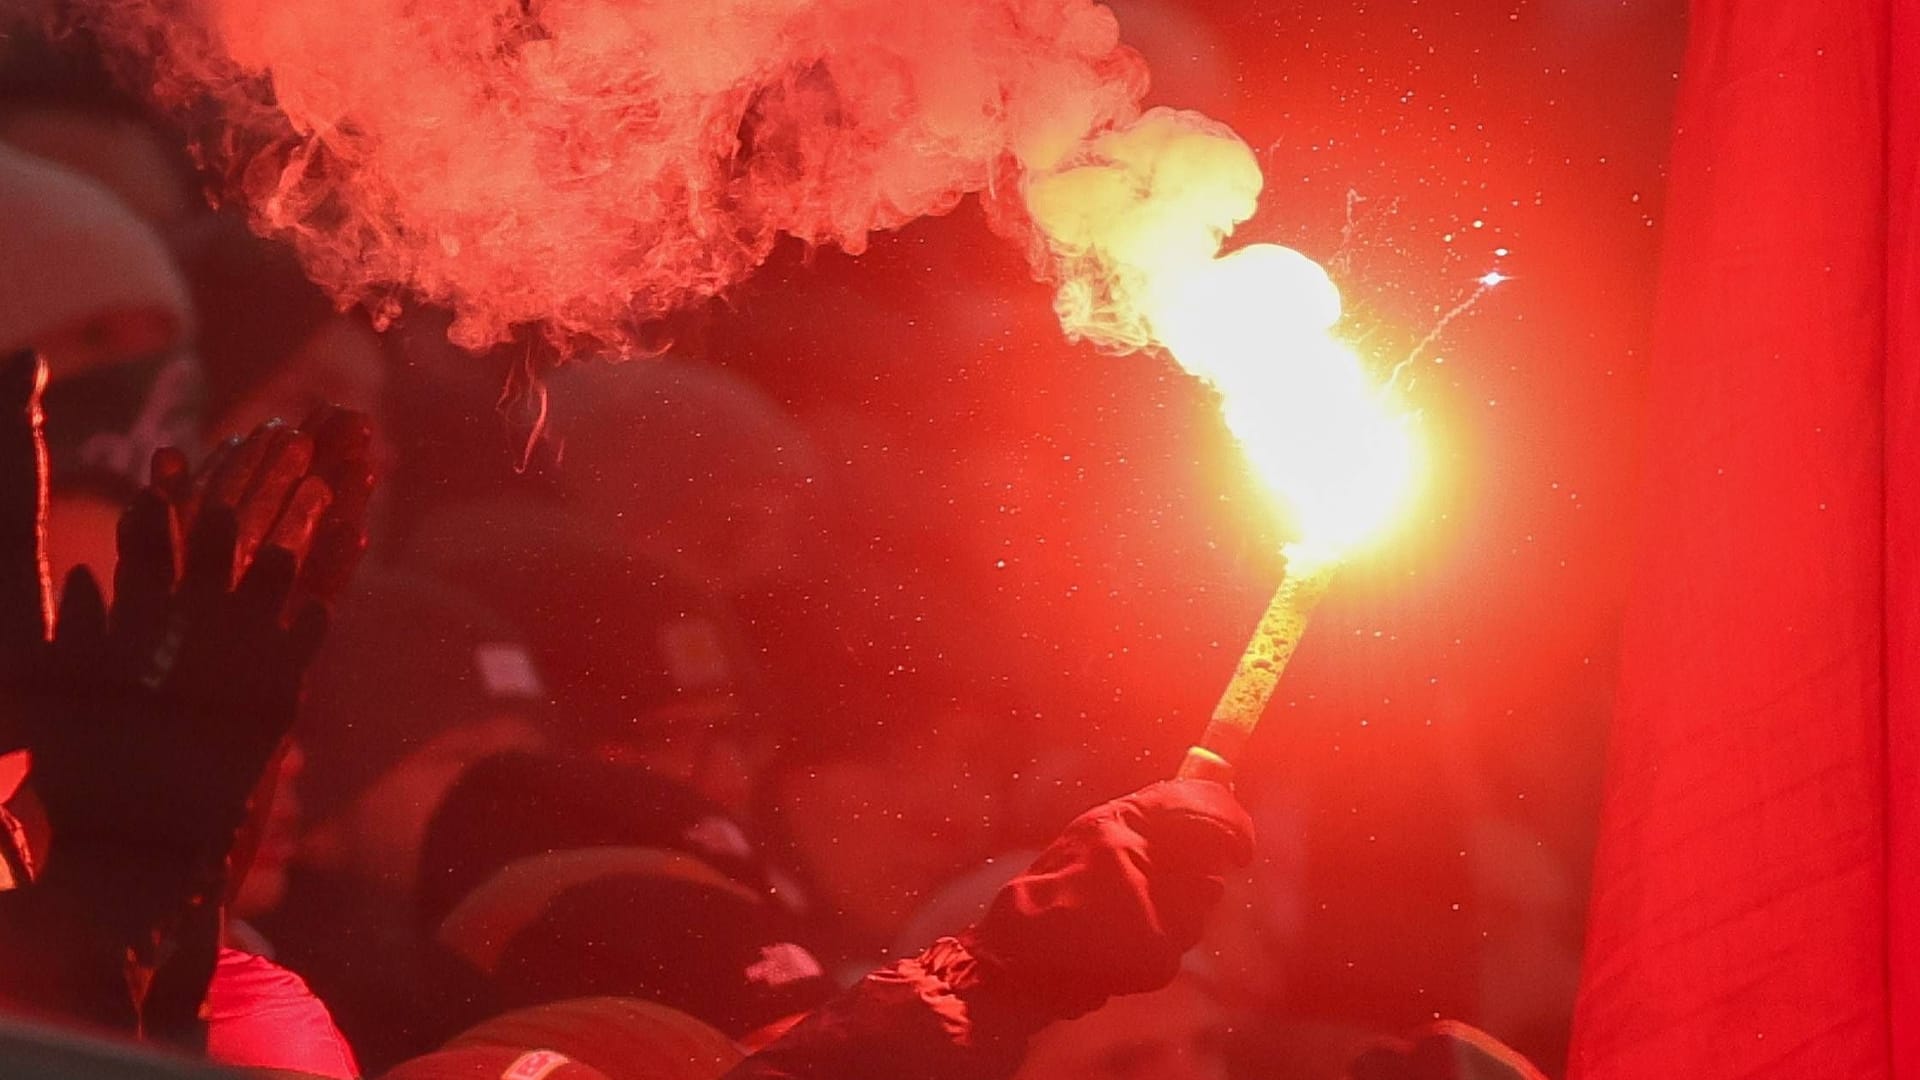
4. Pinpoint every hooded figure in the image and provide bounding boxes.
[540,358,826,600]
[417,750,796,932]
